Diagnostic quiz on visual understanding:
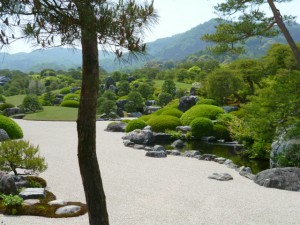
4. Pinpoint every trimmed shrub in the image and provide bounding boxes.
[60,100,80,108]
[216,113,236,127]
[190,117,213,138]
[63,93,80,102]
[0,103,15,111]
[197,98,219,106]
[59,87,71,94]
[147,115,181,132]
[21,95,43,113]
[0,95,6,103]
[213,124,231,141]
[180,104,225,125]
[140,115,153,122]
[161,108,183,118]
[0,115,23,139]
[125,119,147,133]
